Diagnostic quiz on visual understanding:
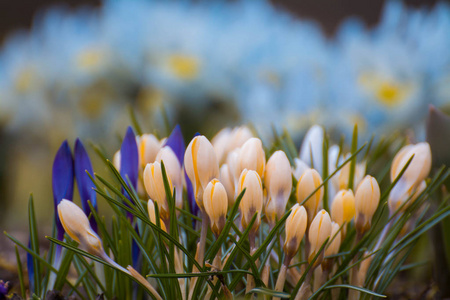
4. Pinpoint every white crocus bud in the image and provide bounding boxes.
[58,200,104,257]
[238,169,263,234]
[331,189,356,226]
[300,125,324,174]
[308,209,332,263]
[389,180,427,213]
[203,179,228,236]
[292,158,309,180]
[219,164,235,207]
[139,134,162,167]
[238,138,266,178]
[147,199,167,232]
[184,135,219,210]
[354,175,380,234]
[143,162,172,222]
[212,127,233,165]
[325,222,341,258]
[58,200,129,274]
[284,204,307,259]
[228,126,253,152]
[113,150,121,171]
[389,143,431,214]
[156,146,183,210]
[338,155,366,190]
[296,168,324,223]
[264,151,292,226]
[227,149,241,191]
